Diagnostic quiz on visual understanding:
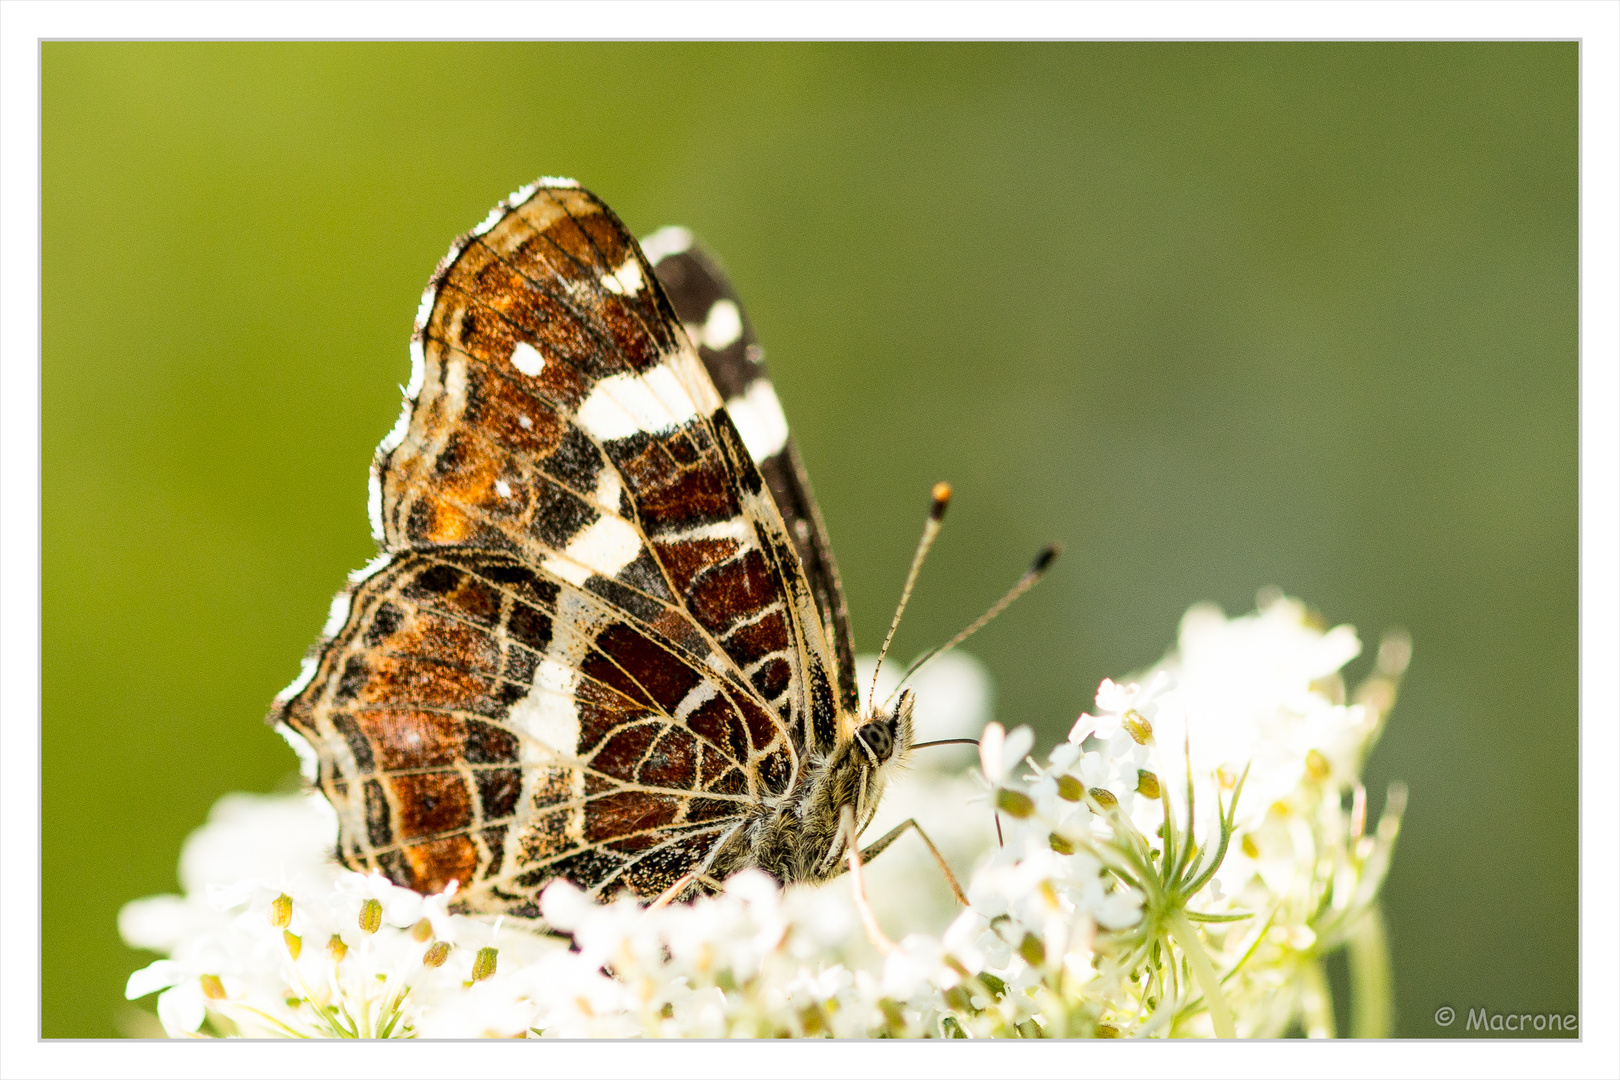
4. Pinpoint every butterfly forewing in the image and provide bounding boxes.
[644,230,859,719]
[273,181,848,911]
